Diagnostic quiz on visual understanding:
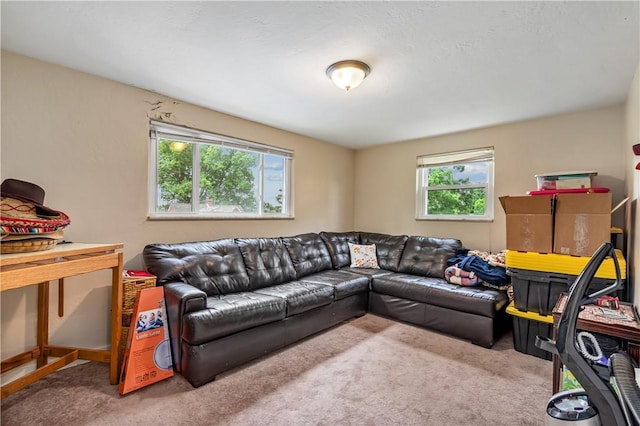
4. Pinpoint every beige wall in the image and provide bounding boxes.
[0,51,355,380]
[354,106,627,253]
[625,63,640,306]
